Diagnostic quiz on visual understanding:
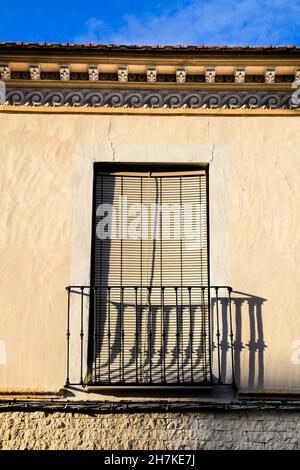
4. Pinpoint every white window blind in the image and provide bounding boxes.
[90,168,210,385]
